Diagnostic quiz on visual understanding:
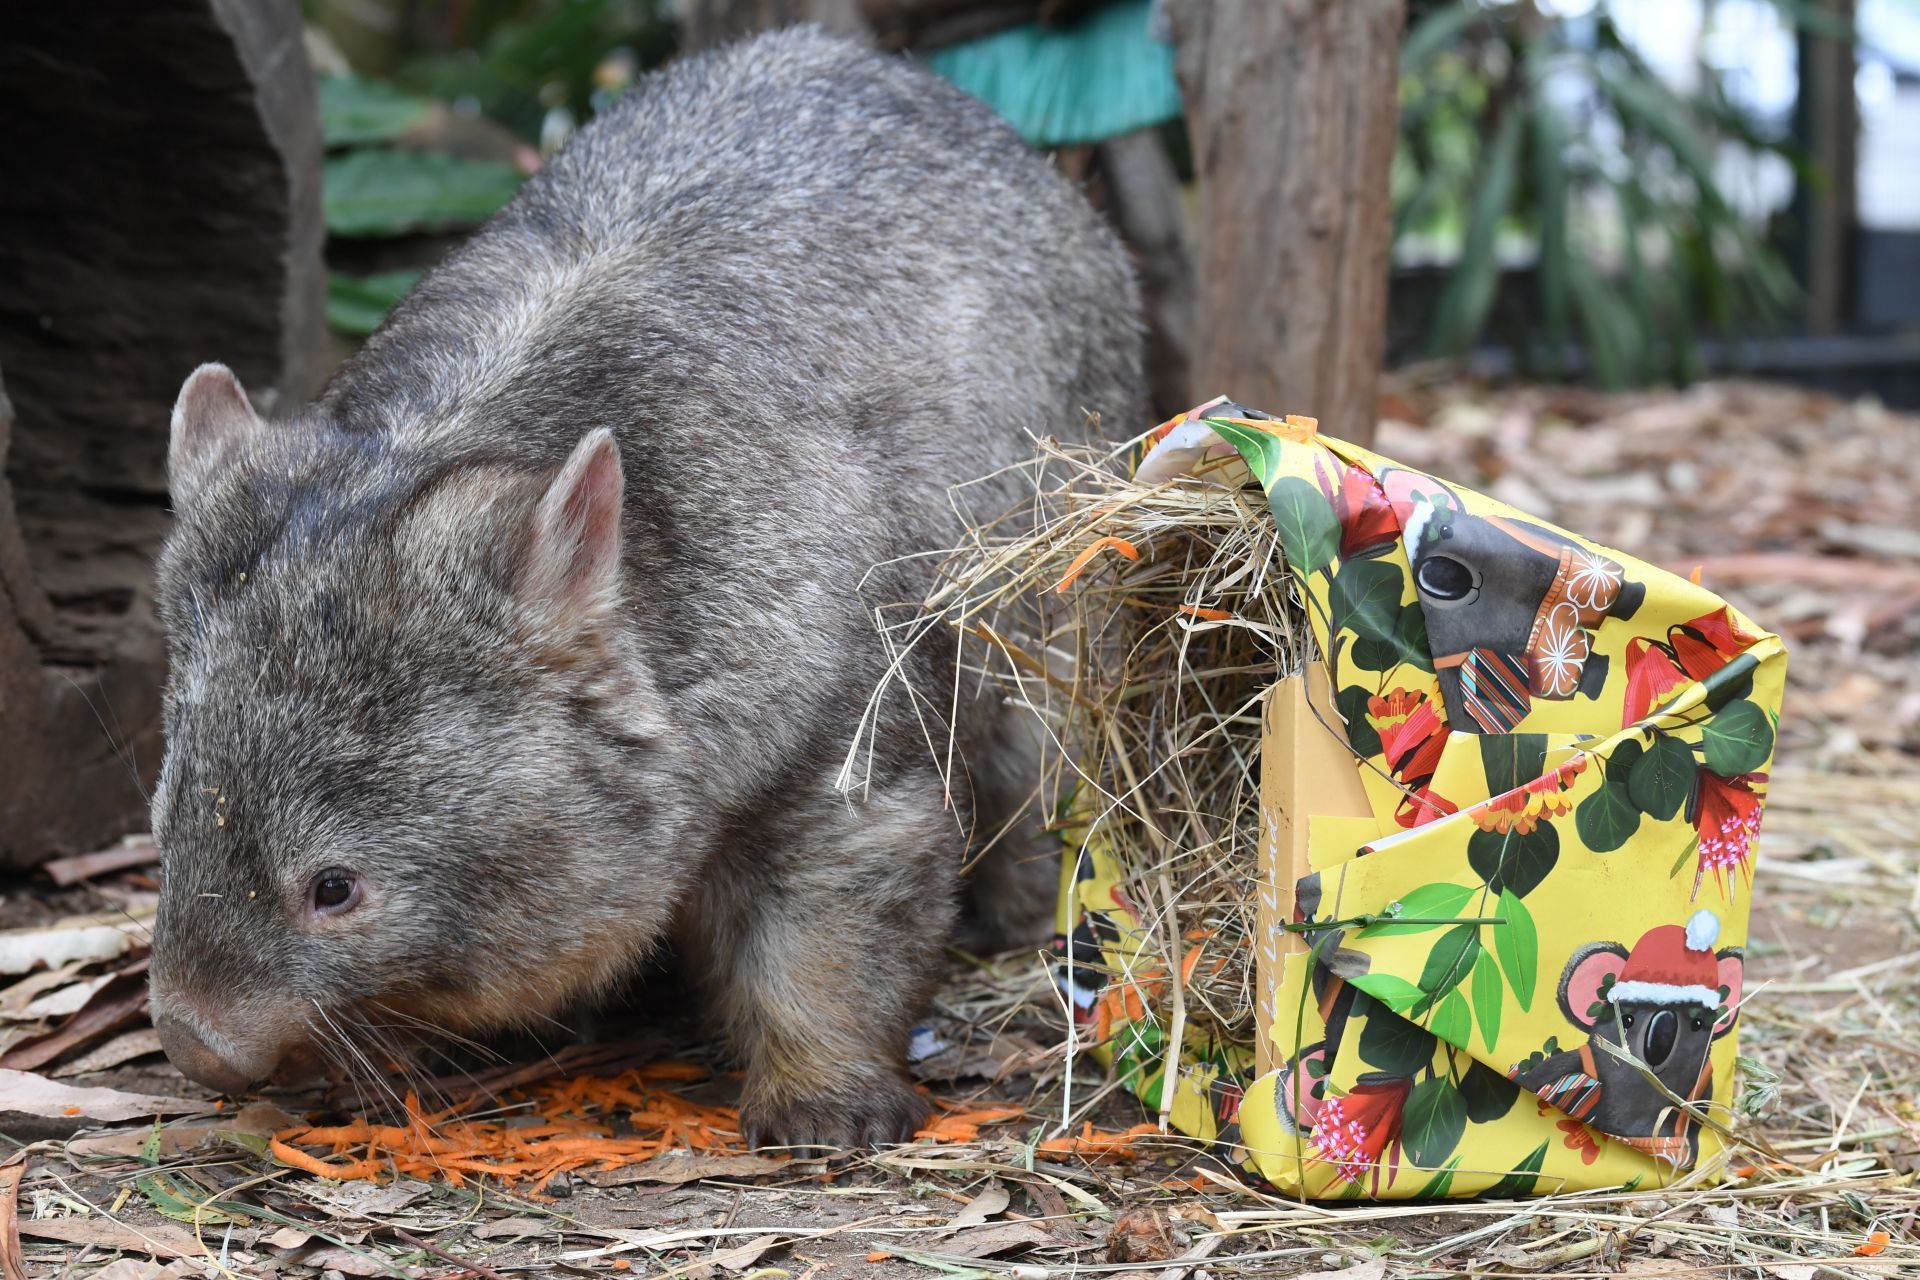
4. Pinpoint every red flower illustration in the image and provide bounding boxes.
[1623,606,1763,726]
[1309,1077,1413,1190]
[1316,460,1401,558]
[1558,1116,1603,1165]
[1367,689,1456,828]
[1692,770,1765,897]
